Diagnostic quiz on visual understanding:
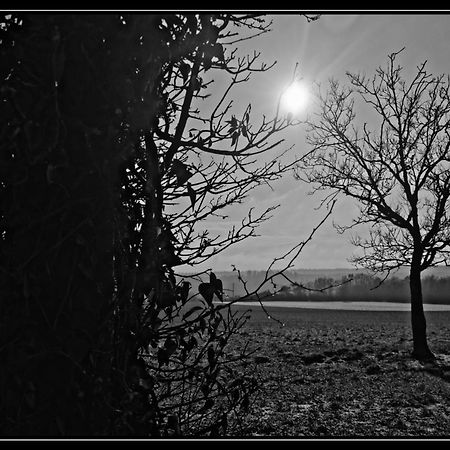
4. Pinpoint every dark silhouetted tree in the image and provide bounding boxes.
[300,50,450,361]
[1,13,318,436]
